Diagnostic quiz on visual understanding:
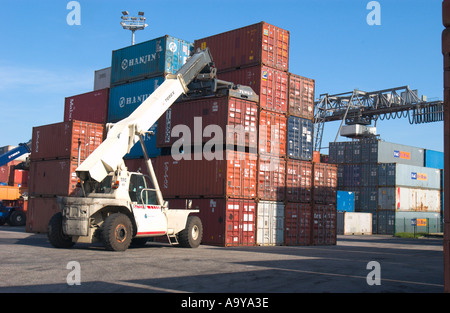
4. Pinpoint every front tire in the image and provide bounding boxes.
[48,212,75,248]
[9,210,26,226]
[102,213,133,251]
[178,216,203,248]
